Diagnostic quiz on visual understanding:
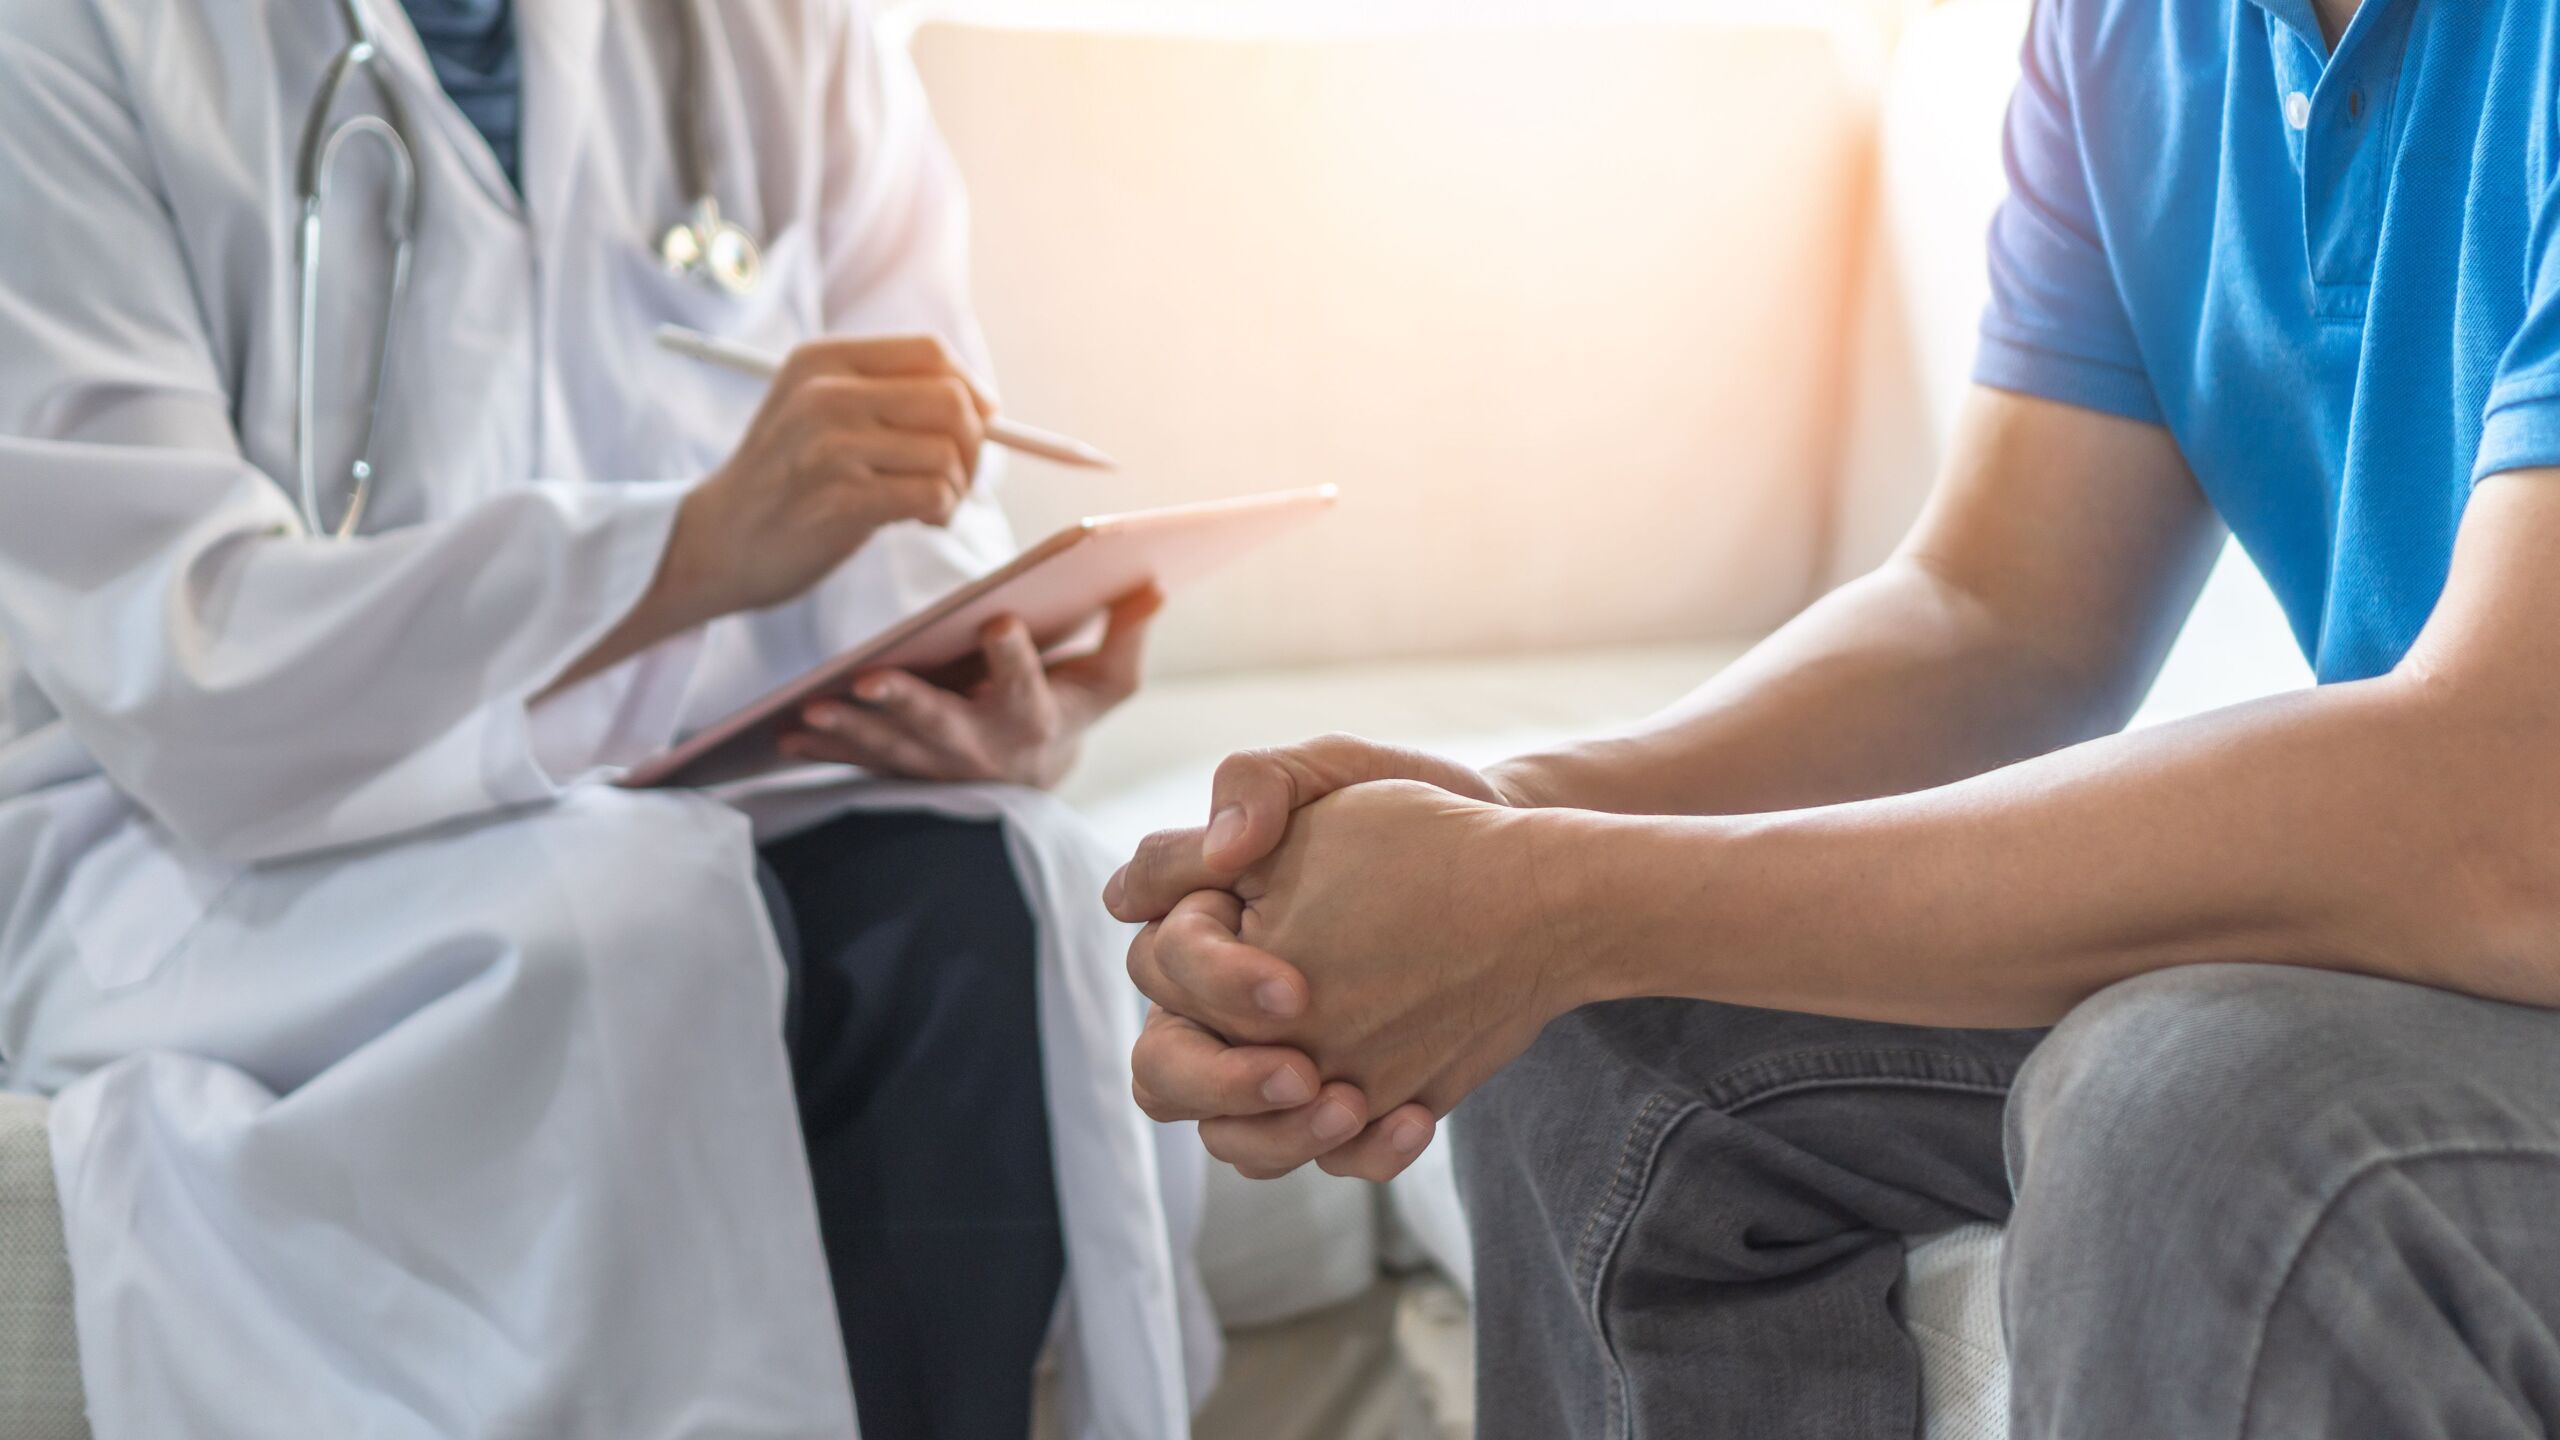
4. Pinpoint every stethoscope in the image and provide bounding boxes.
[294,0,762,538]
